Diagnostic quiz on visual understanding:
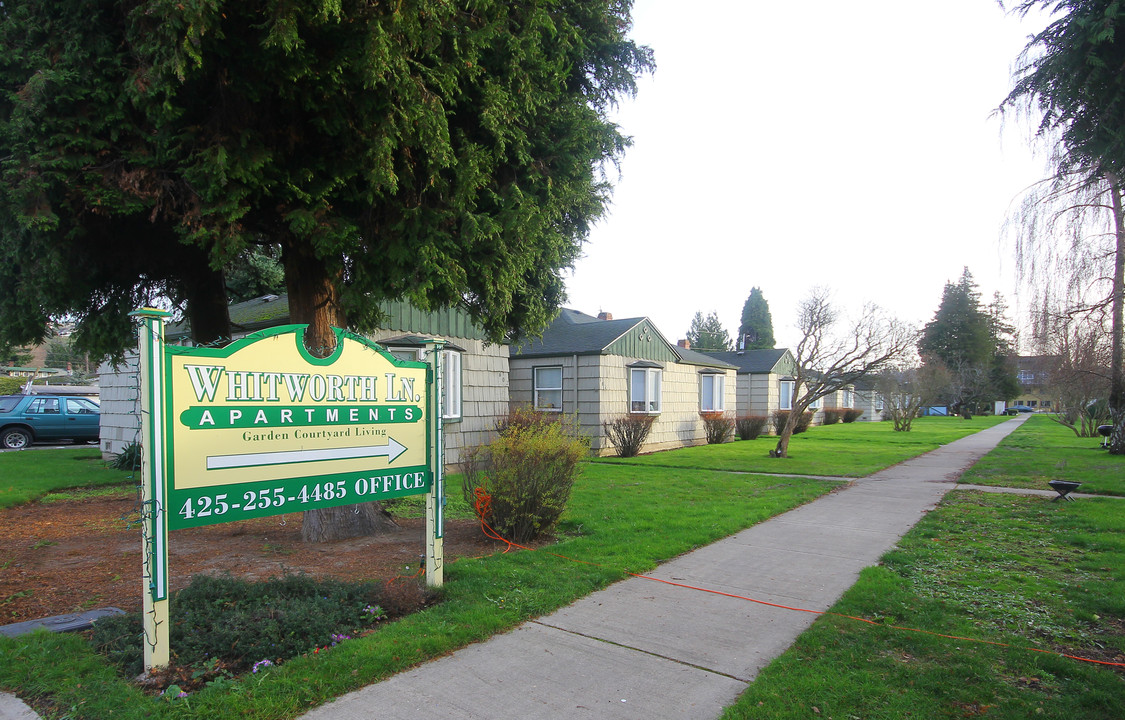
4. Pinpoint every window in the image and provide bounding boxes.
[442,350,462,420]
[65,398,99,415]
[630,367,662,413]
[386,347,422,362]
[534,367,564,411]
[842,388,854,408]
[27,397,59,414]
[385,346,462,421]
[779,380,795,411]
[700,373,725,412]
[808,394,820,410]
